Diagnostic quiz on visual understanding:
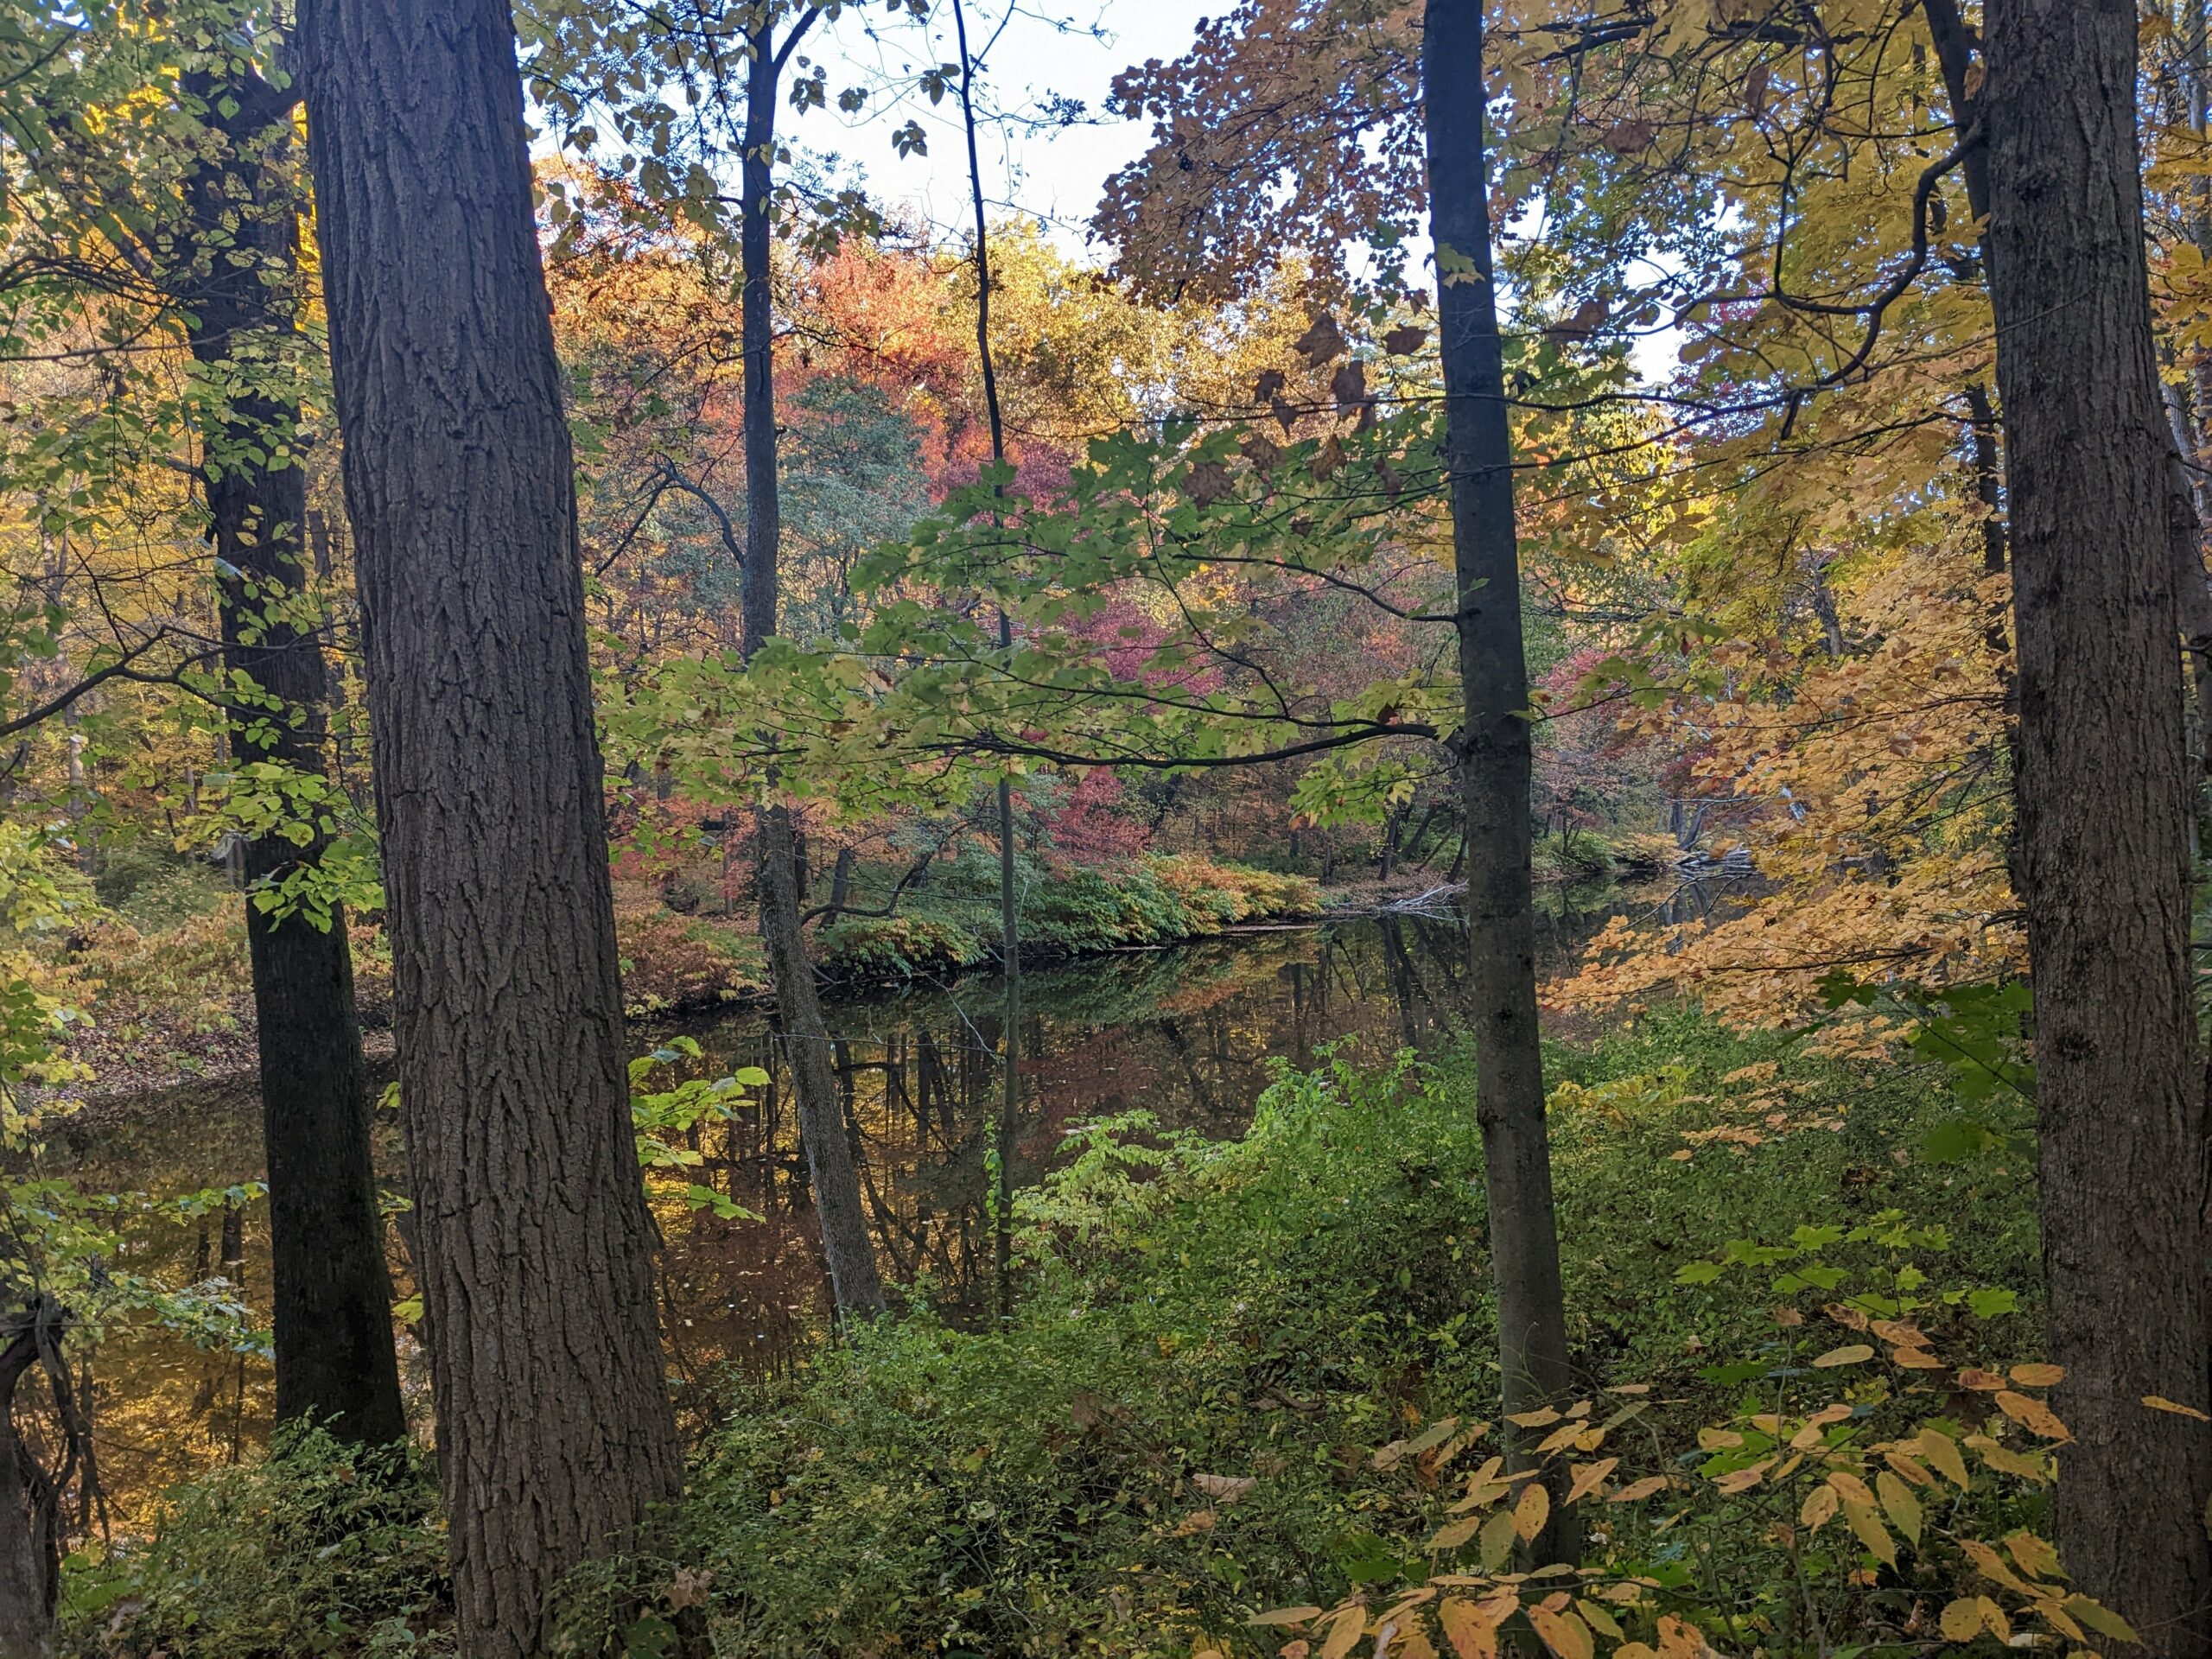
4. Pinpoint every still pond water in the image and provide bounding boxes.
[36,905,1628,1525]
